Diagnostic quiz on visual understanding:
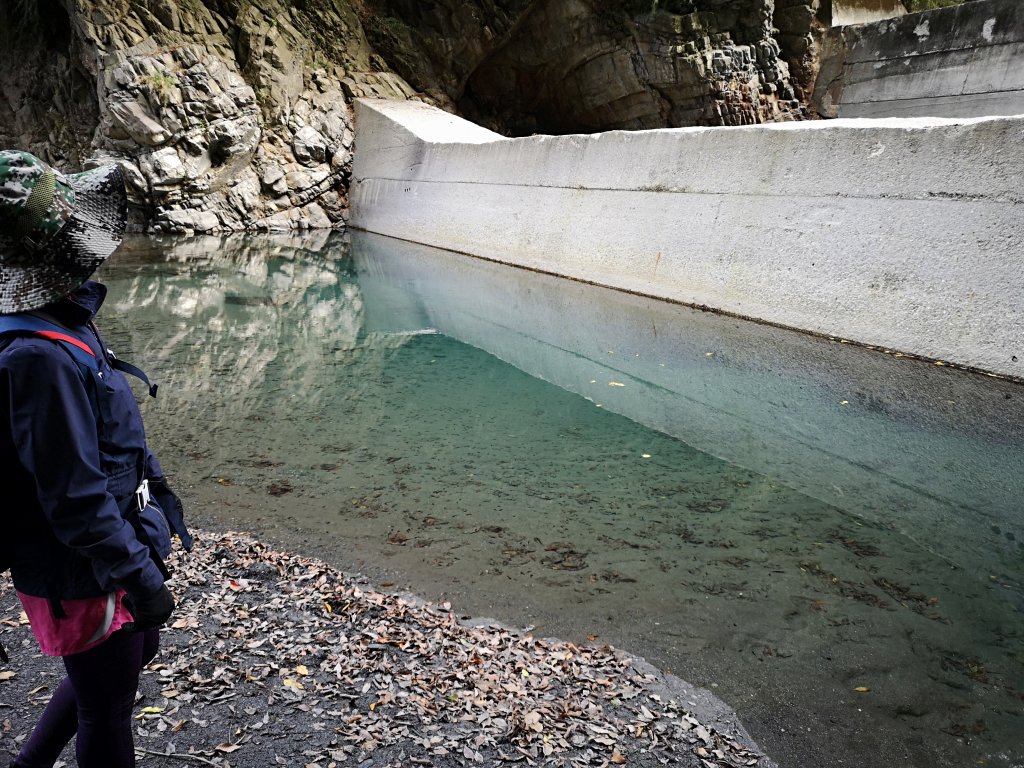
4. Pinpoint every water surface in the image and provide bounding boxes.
[97,233,1023,768]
